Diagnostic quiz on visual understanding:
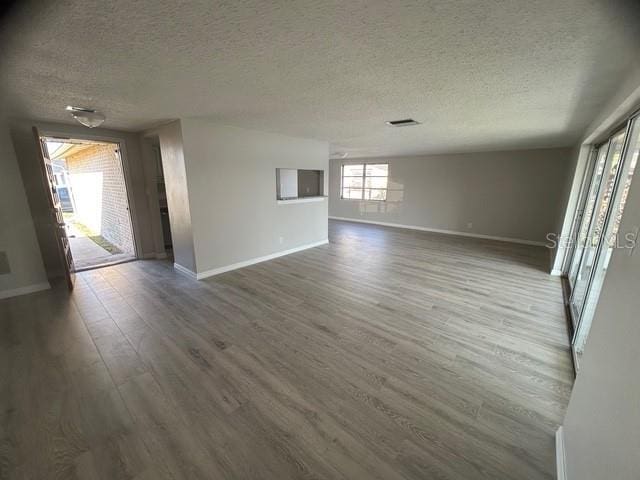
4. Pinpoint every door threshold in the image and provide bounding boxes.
[73,257,137,273]
[560,275,578,378]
